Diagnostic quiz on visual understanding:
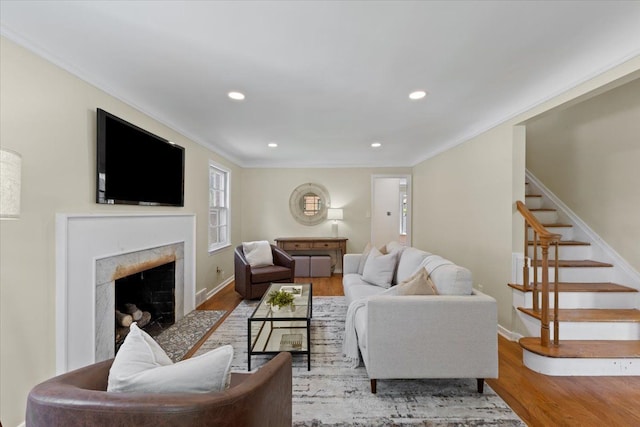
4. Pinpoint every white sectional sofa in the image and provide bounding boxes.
[342,243,498,393]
